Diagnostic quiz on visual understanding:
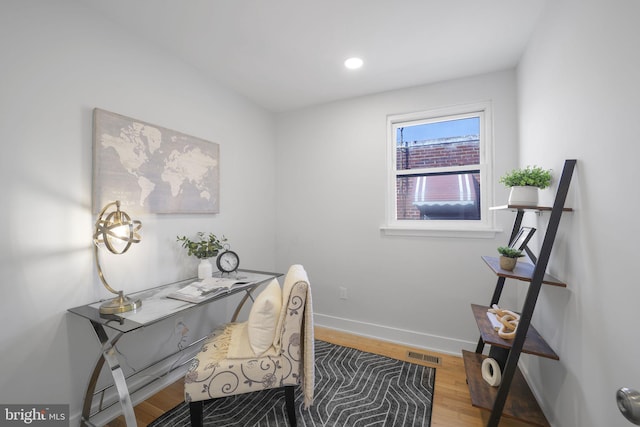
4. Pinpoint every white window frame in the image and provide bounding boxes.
[382,101,498,238]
